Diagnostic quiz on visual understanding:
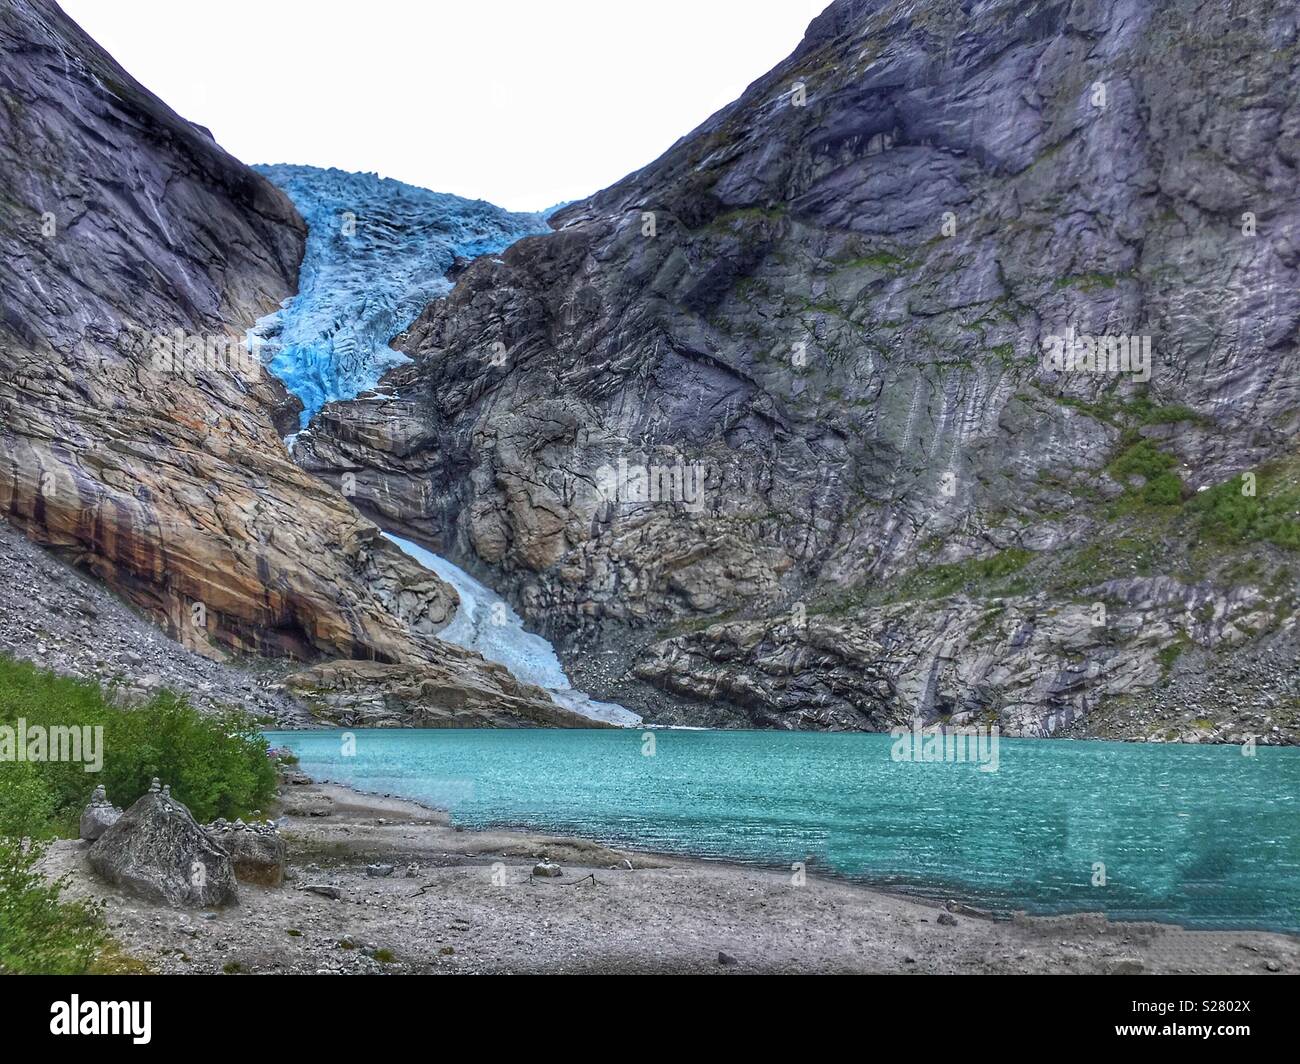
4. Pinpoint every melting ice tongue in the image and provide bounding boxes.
[384,534,642,727]
[247,166,632,727]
